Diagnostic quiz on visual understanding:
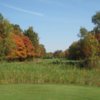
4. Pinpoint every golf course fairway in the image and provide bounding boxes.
[0,84,99,100]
